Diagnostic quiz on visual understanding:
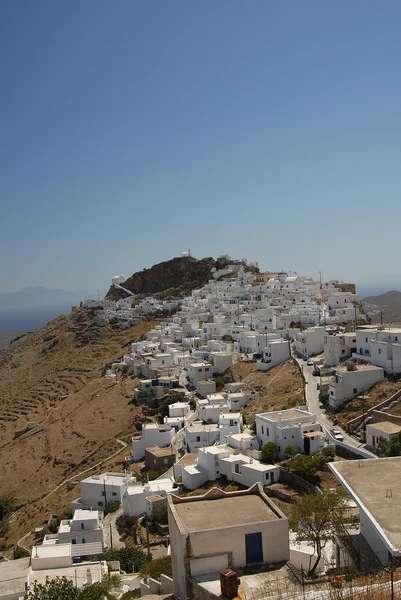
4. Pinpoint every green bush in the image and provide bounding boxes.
[283,445,298,459]
[261,442,279,464]
[321,445,336,459]
[139,555,172,580]
[103,547,150,574]
[212,375,225,388]
[104,501,121,515]
[152,501,168,525]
